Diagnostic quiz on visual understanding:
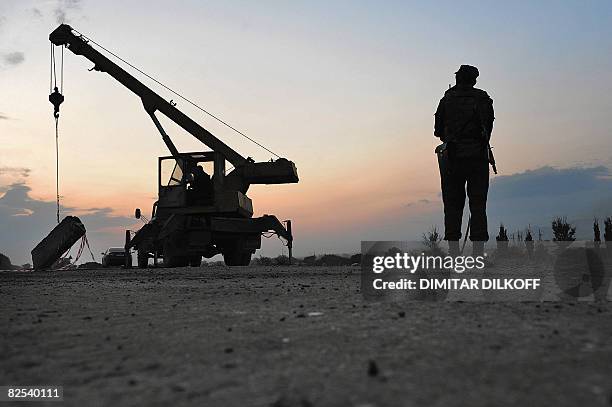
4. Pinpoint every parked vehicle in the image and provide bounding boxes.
[102,248,131,268]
